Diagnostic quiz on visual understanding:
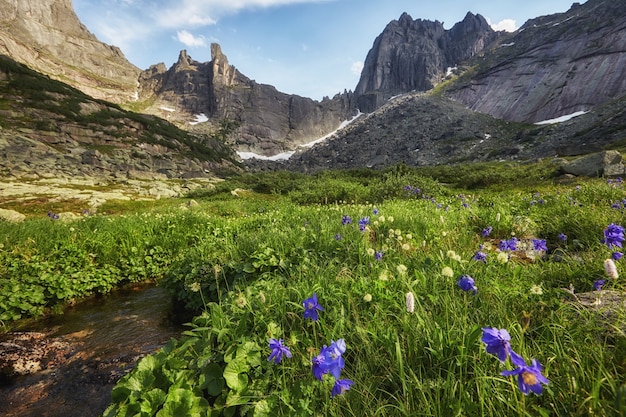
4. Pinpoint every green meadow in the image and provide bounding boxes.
[1,162,626,416]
